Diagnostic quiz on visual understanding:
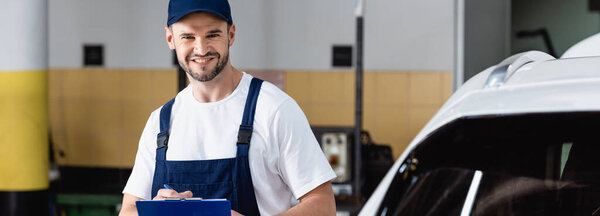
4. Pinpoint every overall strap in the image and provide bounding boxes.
[151,97,176,198]
[234,77,263,215]
[157,98,176,152]
[237,78,263,147]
